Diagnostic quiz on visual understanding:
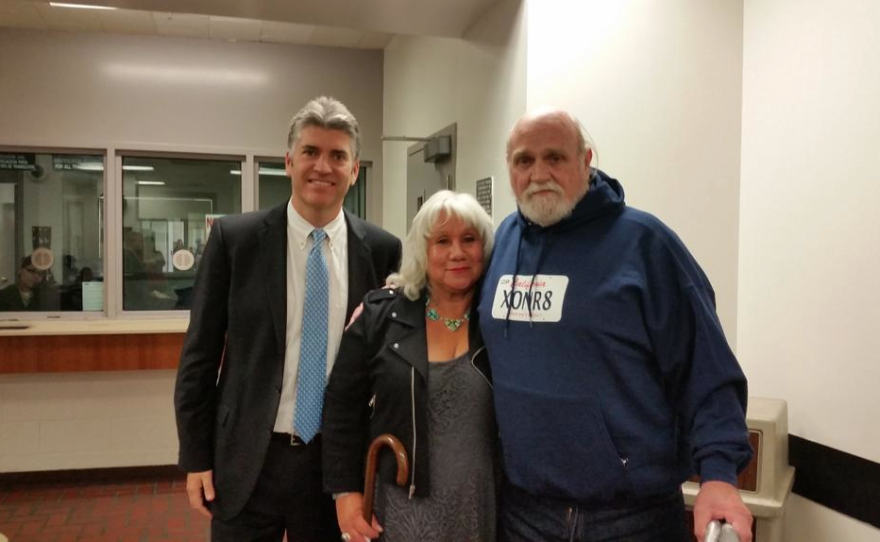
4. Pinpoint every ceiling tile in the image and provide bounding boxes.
[309,25,362,48]
[355,29,392,50]
[209,15,262,42]
[0,0,45,28]
[260,20,313,45]
[1,0,506,50]
[0,0,37,15]
[99,9,156,34]
[0,13,44,29]
[4,0,503,38]
[35,2,103,32]
[153,11,208,38]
